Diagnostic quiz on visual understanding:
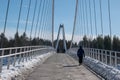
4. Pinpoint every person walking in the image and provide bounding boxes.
[77,46,85,65]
